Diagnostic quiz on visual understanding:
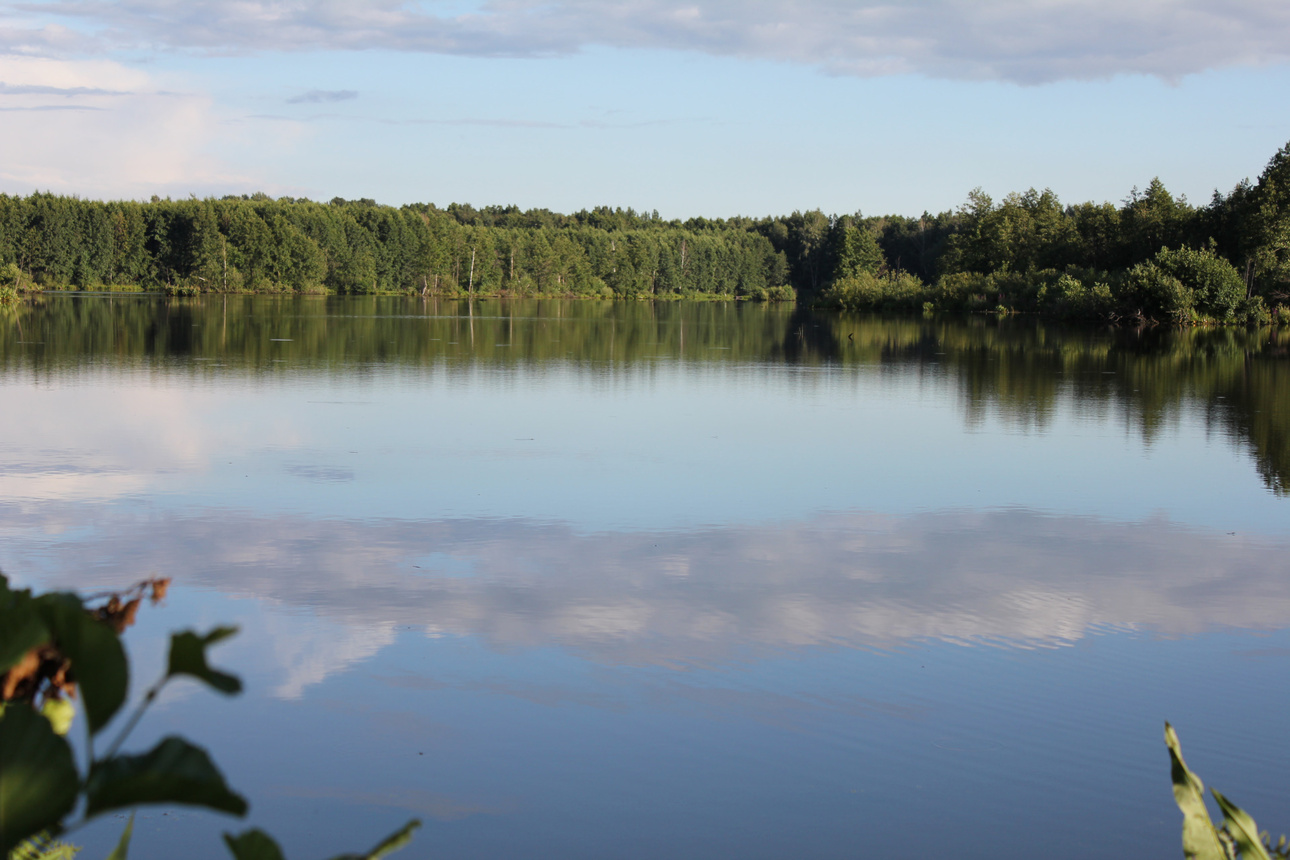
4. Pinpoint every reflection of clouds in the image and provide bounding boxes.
[0,380,298,501]
[262,617,396,699]
[0,464,148,503]
[0,384,206,498]
[10,507,1290,677]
